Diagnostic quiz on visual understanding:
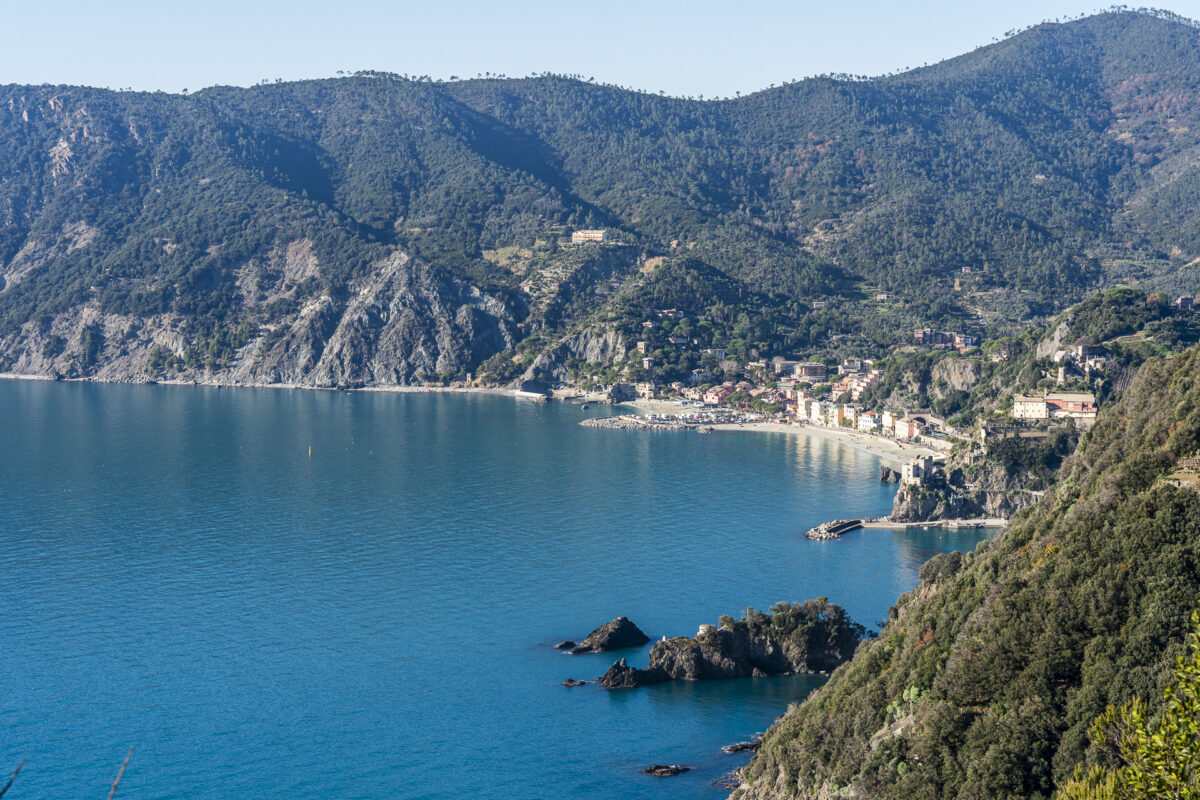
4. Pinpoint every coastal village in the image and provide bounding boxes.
[573,309,1110,463]
[552,292,1200,538]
